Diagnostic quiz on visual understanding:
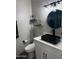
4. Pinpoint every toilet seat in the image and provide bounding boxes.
[25,43,35,52]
